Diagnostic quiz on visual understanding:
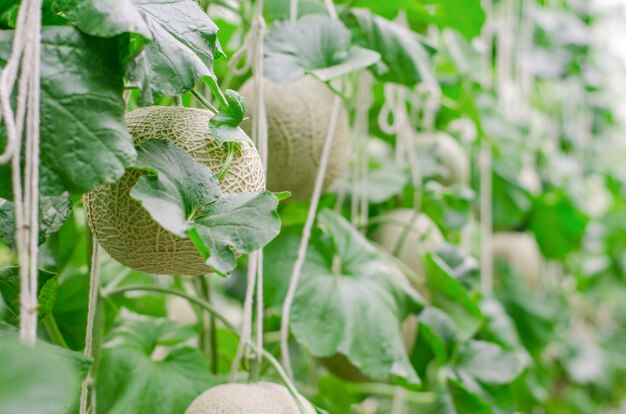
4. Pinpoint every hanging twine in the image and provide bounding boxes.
[279,0,341,379]
[79,237,100,414]
[478,0,494,296]
[229,0,269,380]
[350,71,373,228]
[0,0,43,346]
